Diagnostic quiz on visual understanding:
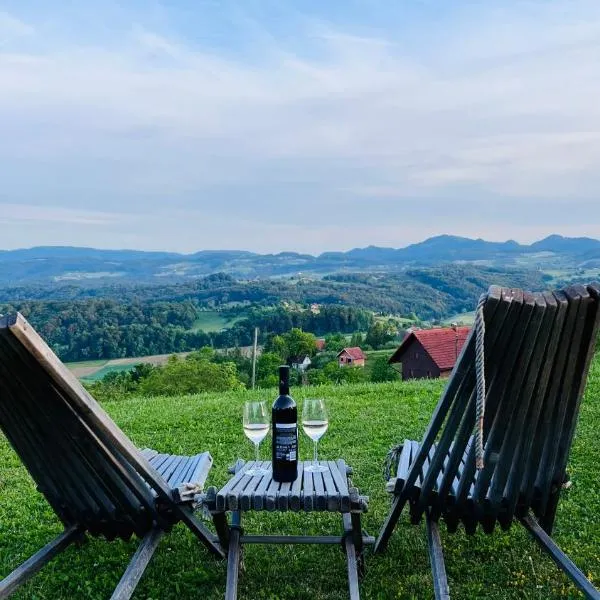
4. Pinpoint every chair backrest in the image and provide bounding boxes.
[0,313,179,540]
[398,283,600,533]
